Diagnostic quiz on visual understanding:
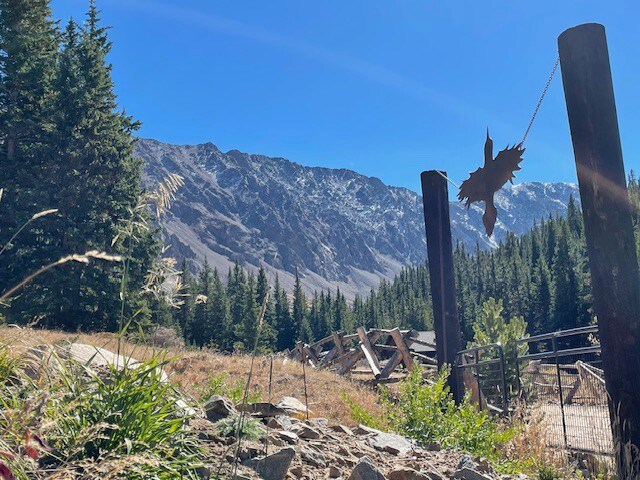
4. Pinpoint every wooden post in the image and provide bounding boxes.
[421,170,462,403]
[559,23,640,476]
[357,327,382,378]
